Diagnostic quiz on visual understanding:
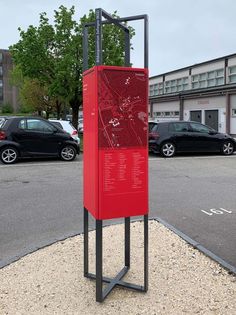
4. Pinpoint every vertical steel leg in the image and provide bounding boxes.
[144,214,148,291]
[96,219,103,302]
[84,208,88,277]
[84,212,148,302]
[125,217,130,267]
